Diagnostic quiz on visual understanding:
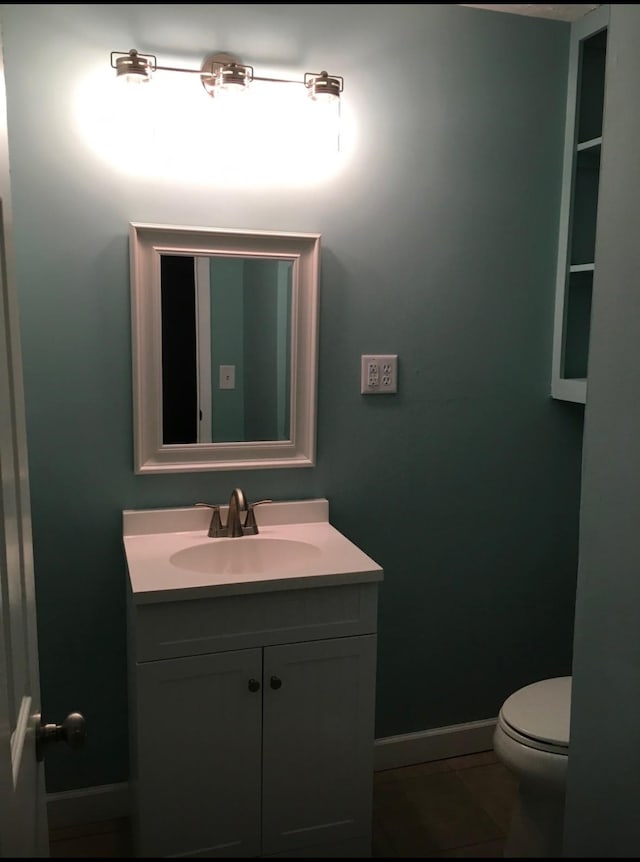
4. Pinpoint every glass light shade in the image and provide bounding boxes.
[303,85,341,154]
[306,72,342,103]
[307,89,339,106]
[201,55,252,99]
[114,50,152,84]
[118,73,150,86]
[215,63,251,98]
